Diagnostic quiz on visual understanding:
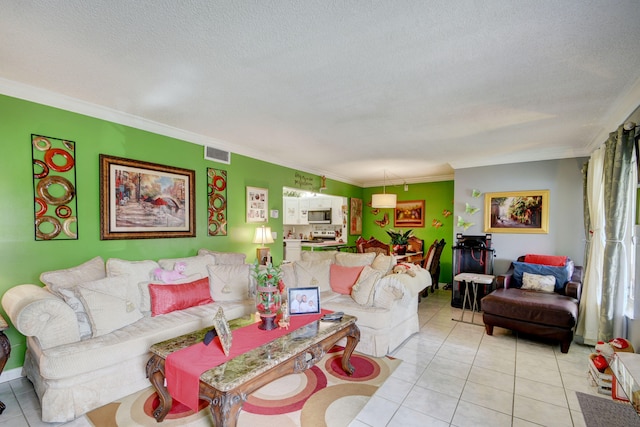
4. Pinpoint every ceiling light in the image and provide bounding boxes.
[371,170,397,208]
